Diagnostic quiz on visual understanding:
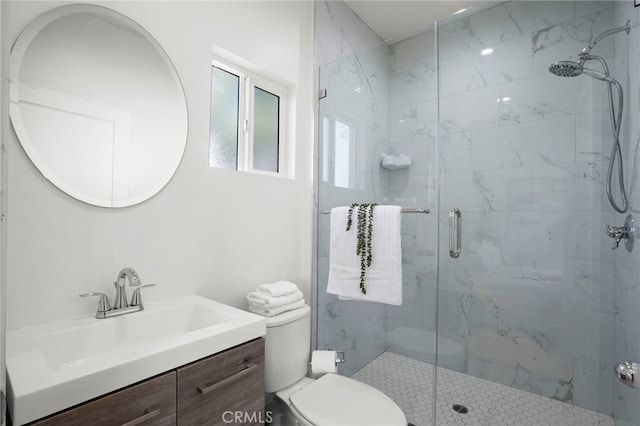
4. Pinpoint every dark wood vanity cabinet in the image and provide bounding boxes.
[177,337,265,426]
[25,338,265,426]
[30,372,177,426]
